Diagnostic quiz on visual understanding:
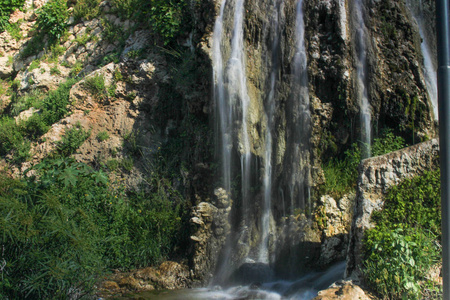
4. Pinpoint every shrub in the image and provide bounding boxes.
[83,74,106,100]
[0,116,29,162]
[36,0,68,41]
[54,123,91,157]
[0,157,186,298]
[0,0,25,32]
[5,21,22,40]
[148,0,186,45]
[363,170,441,299]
